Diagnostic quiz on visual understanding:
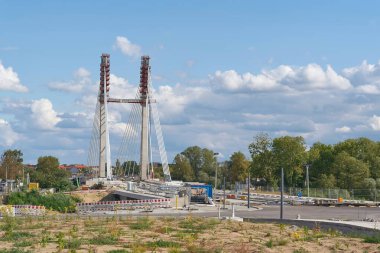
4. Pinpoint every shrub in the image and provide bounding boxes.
[90,182,104,190]
[6,191,80,212]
